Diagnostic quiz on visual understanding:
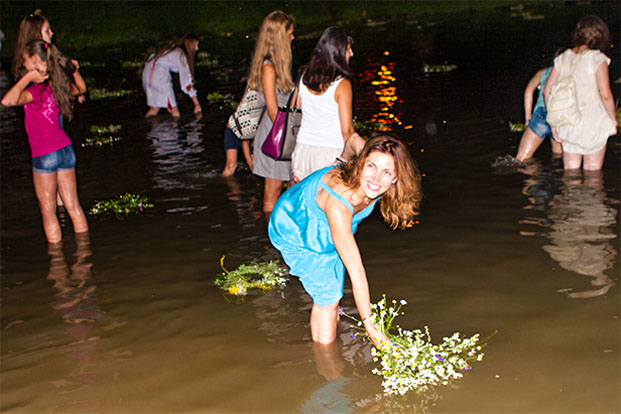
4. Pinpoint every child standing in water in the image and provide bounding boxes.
[269,135,422,344]
[514,66,562,161]
[544,15,617,170]
[142,33,202,118]
[2,40,89,243]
